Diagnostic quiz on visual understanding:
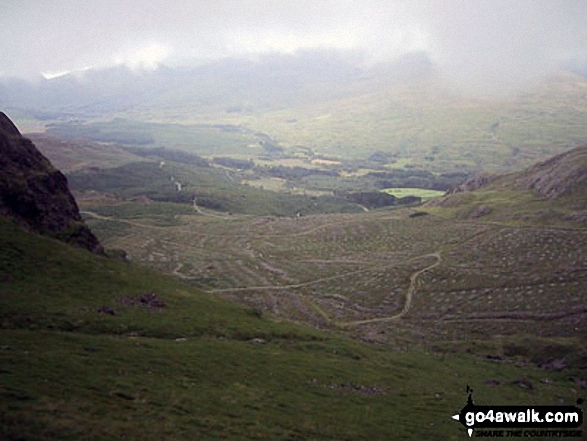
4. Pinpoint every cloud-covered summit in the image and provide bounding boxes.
[1,0,586,92]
